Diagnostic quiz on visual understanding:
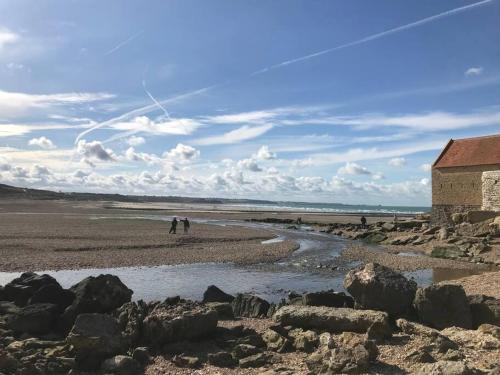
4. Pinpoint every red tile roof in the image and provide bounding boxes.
[433,134,500,168]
